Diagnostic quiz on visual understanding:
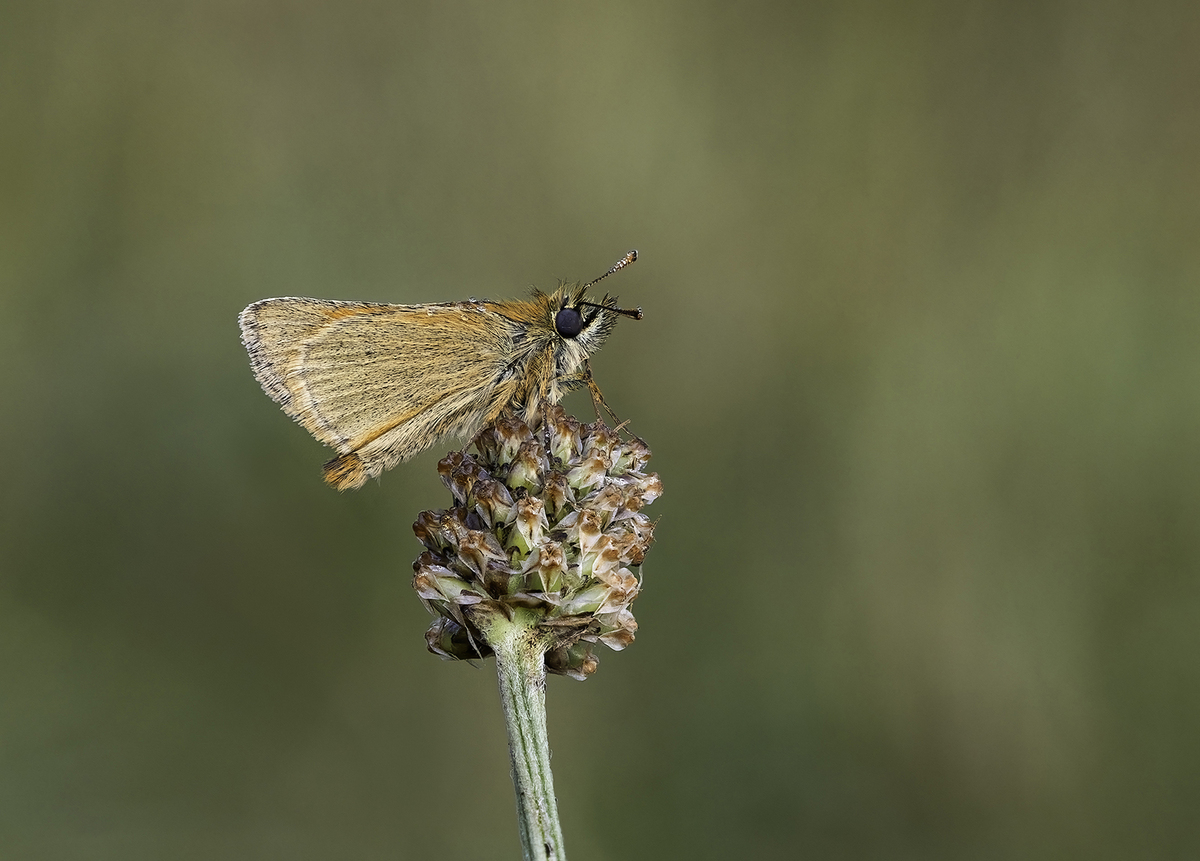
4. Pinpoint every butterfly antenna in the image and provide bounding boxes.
[581,250,642,319]
[584,250,638,290]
